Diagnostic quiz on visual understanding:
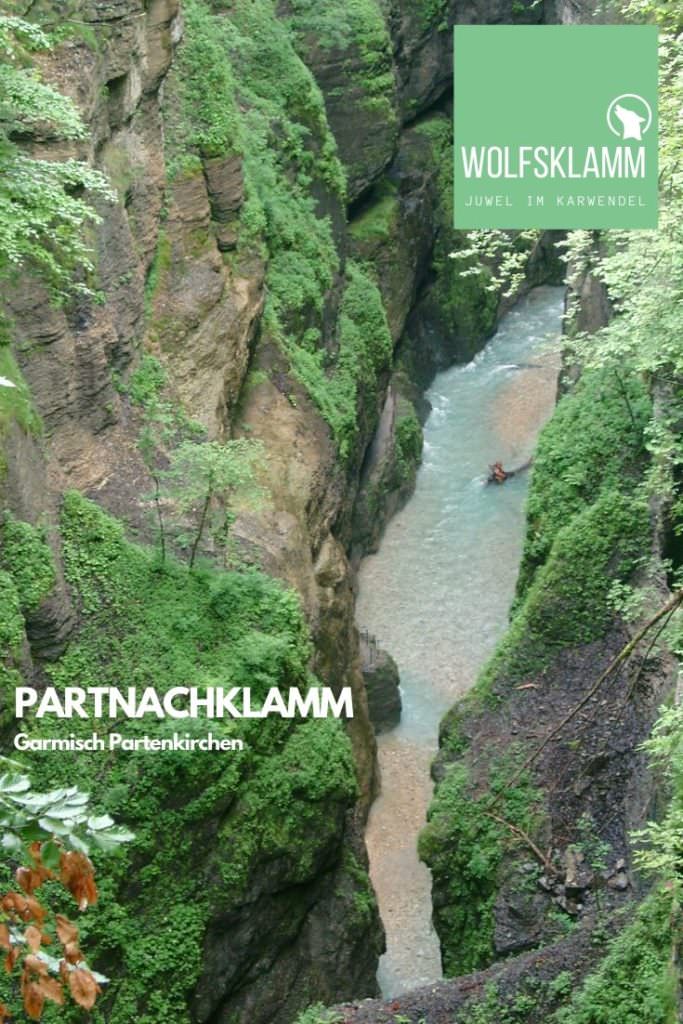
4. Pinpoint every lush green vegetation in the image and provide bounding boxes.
[0,494,363,1023]
[419,759,541,975]
[422,0,683,1003]
[292,1005,342,1024]
[453,973,574,1024]
[479,488,649,695]
[0,14,112,301]
[0,348,42,451]
[286,260,393,460]
[287,0,398,148]
[161,0,396,458]
[0,514,55,614]
[552,892,674,1024]
[413,116,499,347]
[0,516,54,722]
[517,370,651,597]
[348,180,399,242]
